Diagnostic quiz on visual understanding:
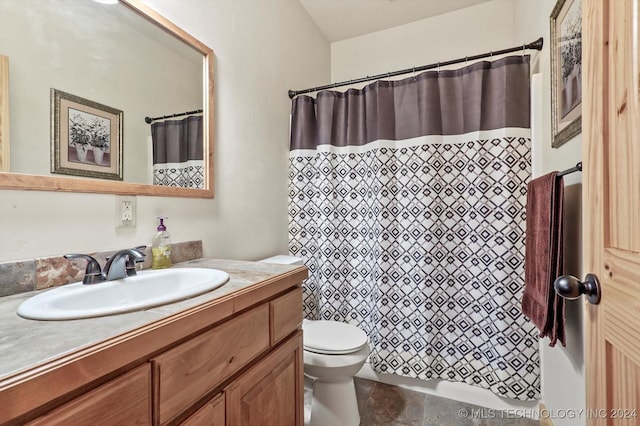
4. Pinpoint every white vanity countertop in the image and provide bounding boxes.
[0,258,304,381]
